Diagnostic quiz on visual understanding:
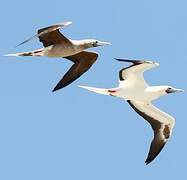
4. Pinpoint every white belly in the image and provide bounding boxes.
[43,44,83,57]
[115,88,159,102]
